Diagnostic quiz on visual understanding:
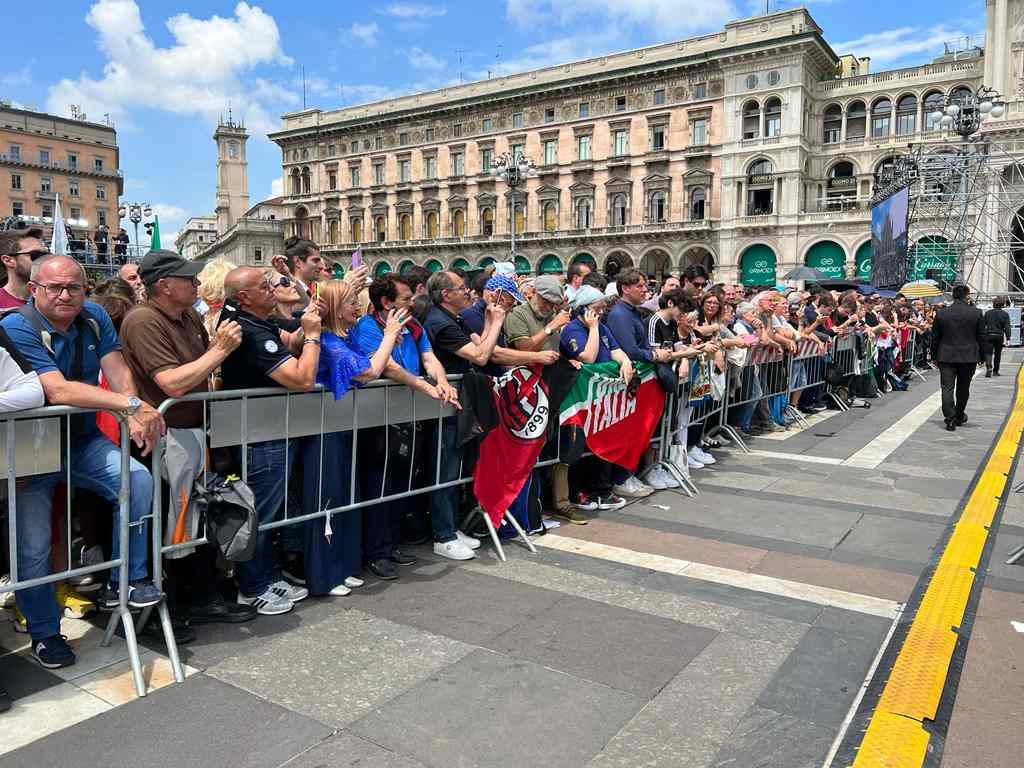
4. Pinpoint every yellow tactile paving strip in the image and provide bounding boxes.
[852,367,1024,767]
